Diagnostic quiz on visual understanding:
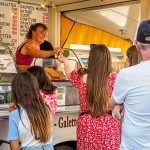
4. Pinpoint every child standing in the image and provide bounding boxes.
[27,66,57,118]
[7,72,53,150]
[59,44,120,150]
